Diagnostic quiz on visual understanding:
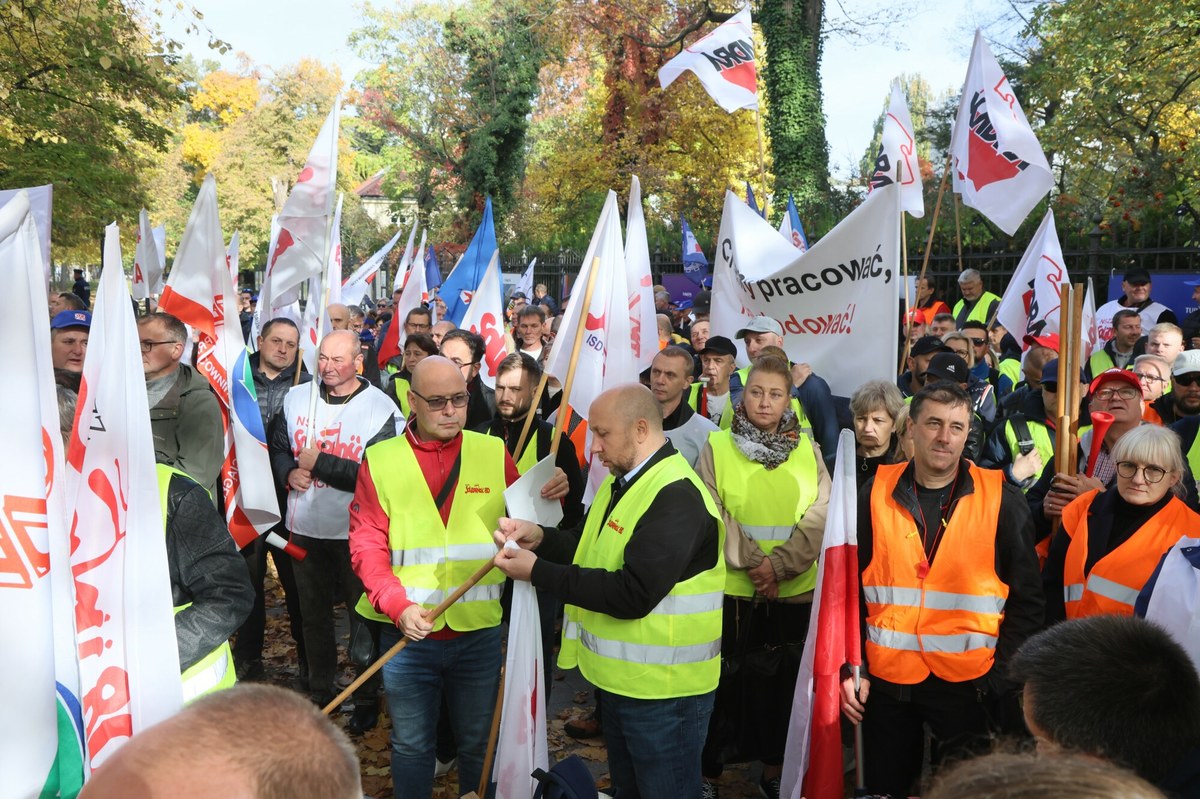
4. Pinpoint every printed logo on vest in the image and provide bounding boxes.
[464,484,491,494]
[606,519,625,534]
